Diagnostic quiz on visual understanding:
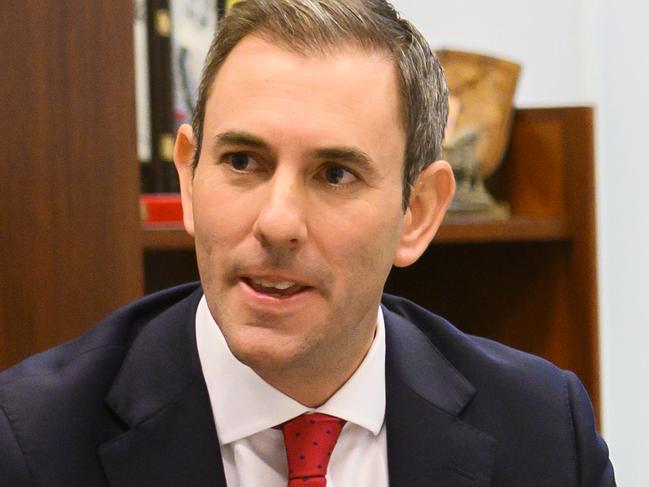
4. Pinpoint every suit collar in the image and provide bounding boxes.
[382,304,475,416]
[98,285,227,487]
[383,305,496,486]
[104,285,203,426]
